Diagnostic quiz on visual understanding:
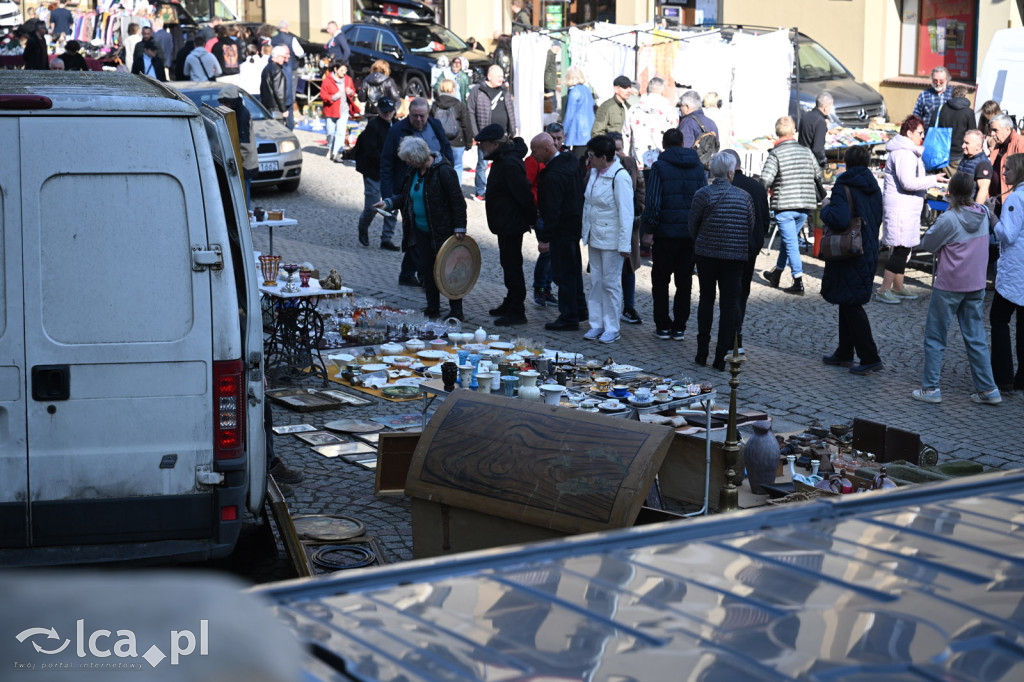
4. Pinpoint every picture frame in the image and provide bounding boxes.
[294,431,347,446]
